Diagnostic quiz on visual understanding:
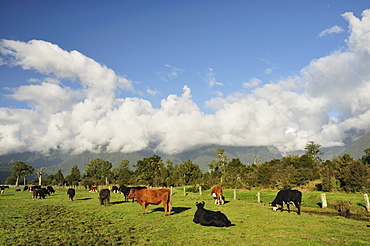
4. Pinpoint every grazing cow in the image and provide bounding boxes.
[42,187,50,196]
[30,185,41,191]
[211,186,224,205]
[67,188,75,201]
[119,185,147,202]
[193,201,233,227]
[99,189,110,205]
[89,186,98,193]
[32,189,45,199]
[269,189,302,215]
[112,186,119,193]
[127,188,171,216]
[23,186,29,191]
[47,186,55,194]
[0,190,4,193]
